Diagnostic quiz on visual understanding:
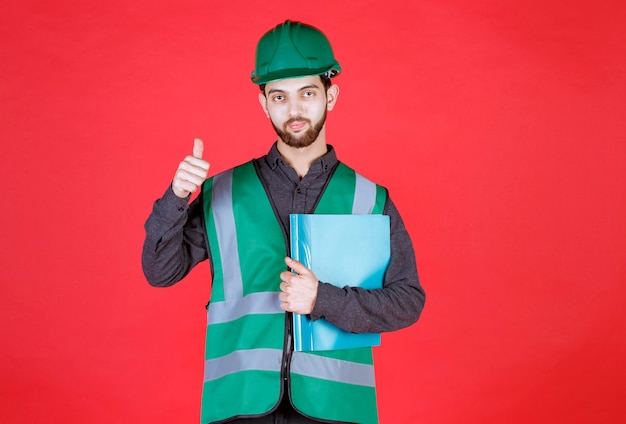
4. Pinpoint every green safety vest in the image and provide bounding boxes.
[200,160,387,424]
